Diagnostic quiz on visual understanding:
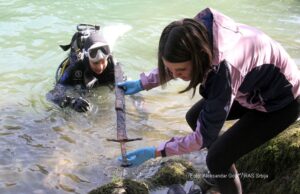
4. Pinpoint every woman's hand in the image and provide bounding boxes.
[117,80,143,95]
[118,146,156,167]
